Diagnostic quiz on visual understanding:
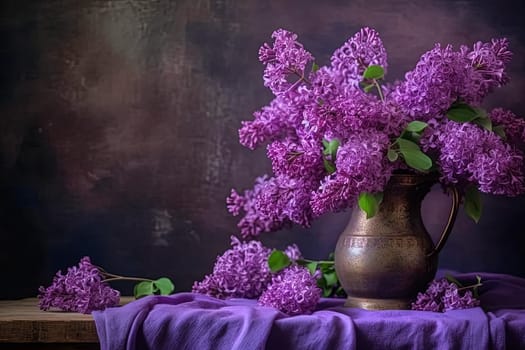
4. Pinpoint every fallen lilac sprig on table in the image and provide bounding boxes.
[38,256,174,314]
[411,276,482,312]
